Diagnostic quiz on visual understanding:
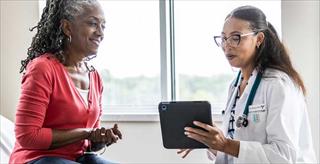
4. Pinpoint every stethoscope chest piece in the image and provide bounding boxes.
[225,71,262,129]
[236,115,249,128]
